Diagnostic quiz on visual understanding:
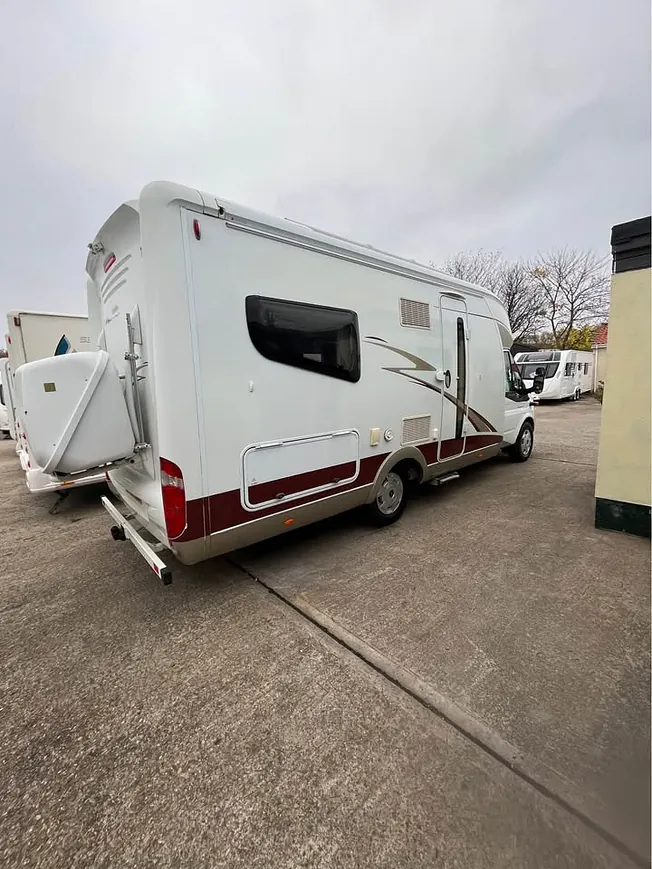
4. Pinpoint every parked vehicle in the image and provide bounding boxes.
[5,310,106,500]
[0,380,9,438]
[1,357,18,445]
[16,181,543,582]
[515,349,593,401]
